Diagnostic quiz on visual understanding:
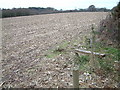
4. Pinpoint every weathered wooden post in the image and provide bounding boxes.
[73,67,79,89]
[90,24,96,71]
[73,52,79,89]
